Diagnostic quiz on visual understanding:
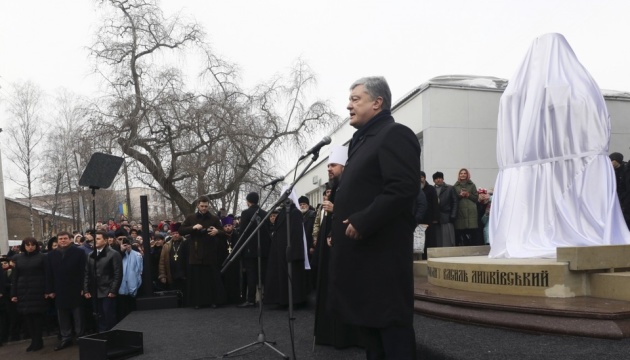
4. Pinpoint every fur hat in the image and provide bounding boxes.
[170,222,181,232]
[115,228,128,238]
[298,196,309,205]
[246,192,259,204]
[610,152,624,163]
